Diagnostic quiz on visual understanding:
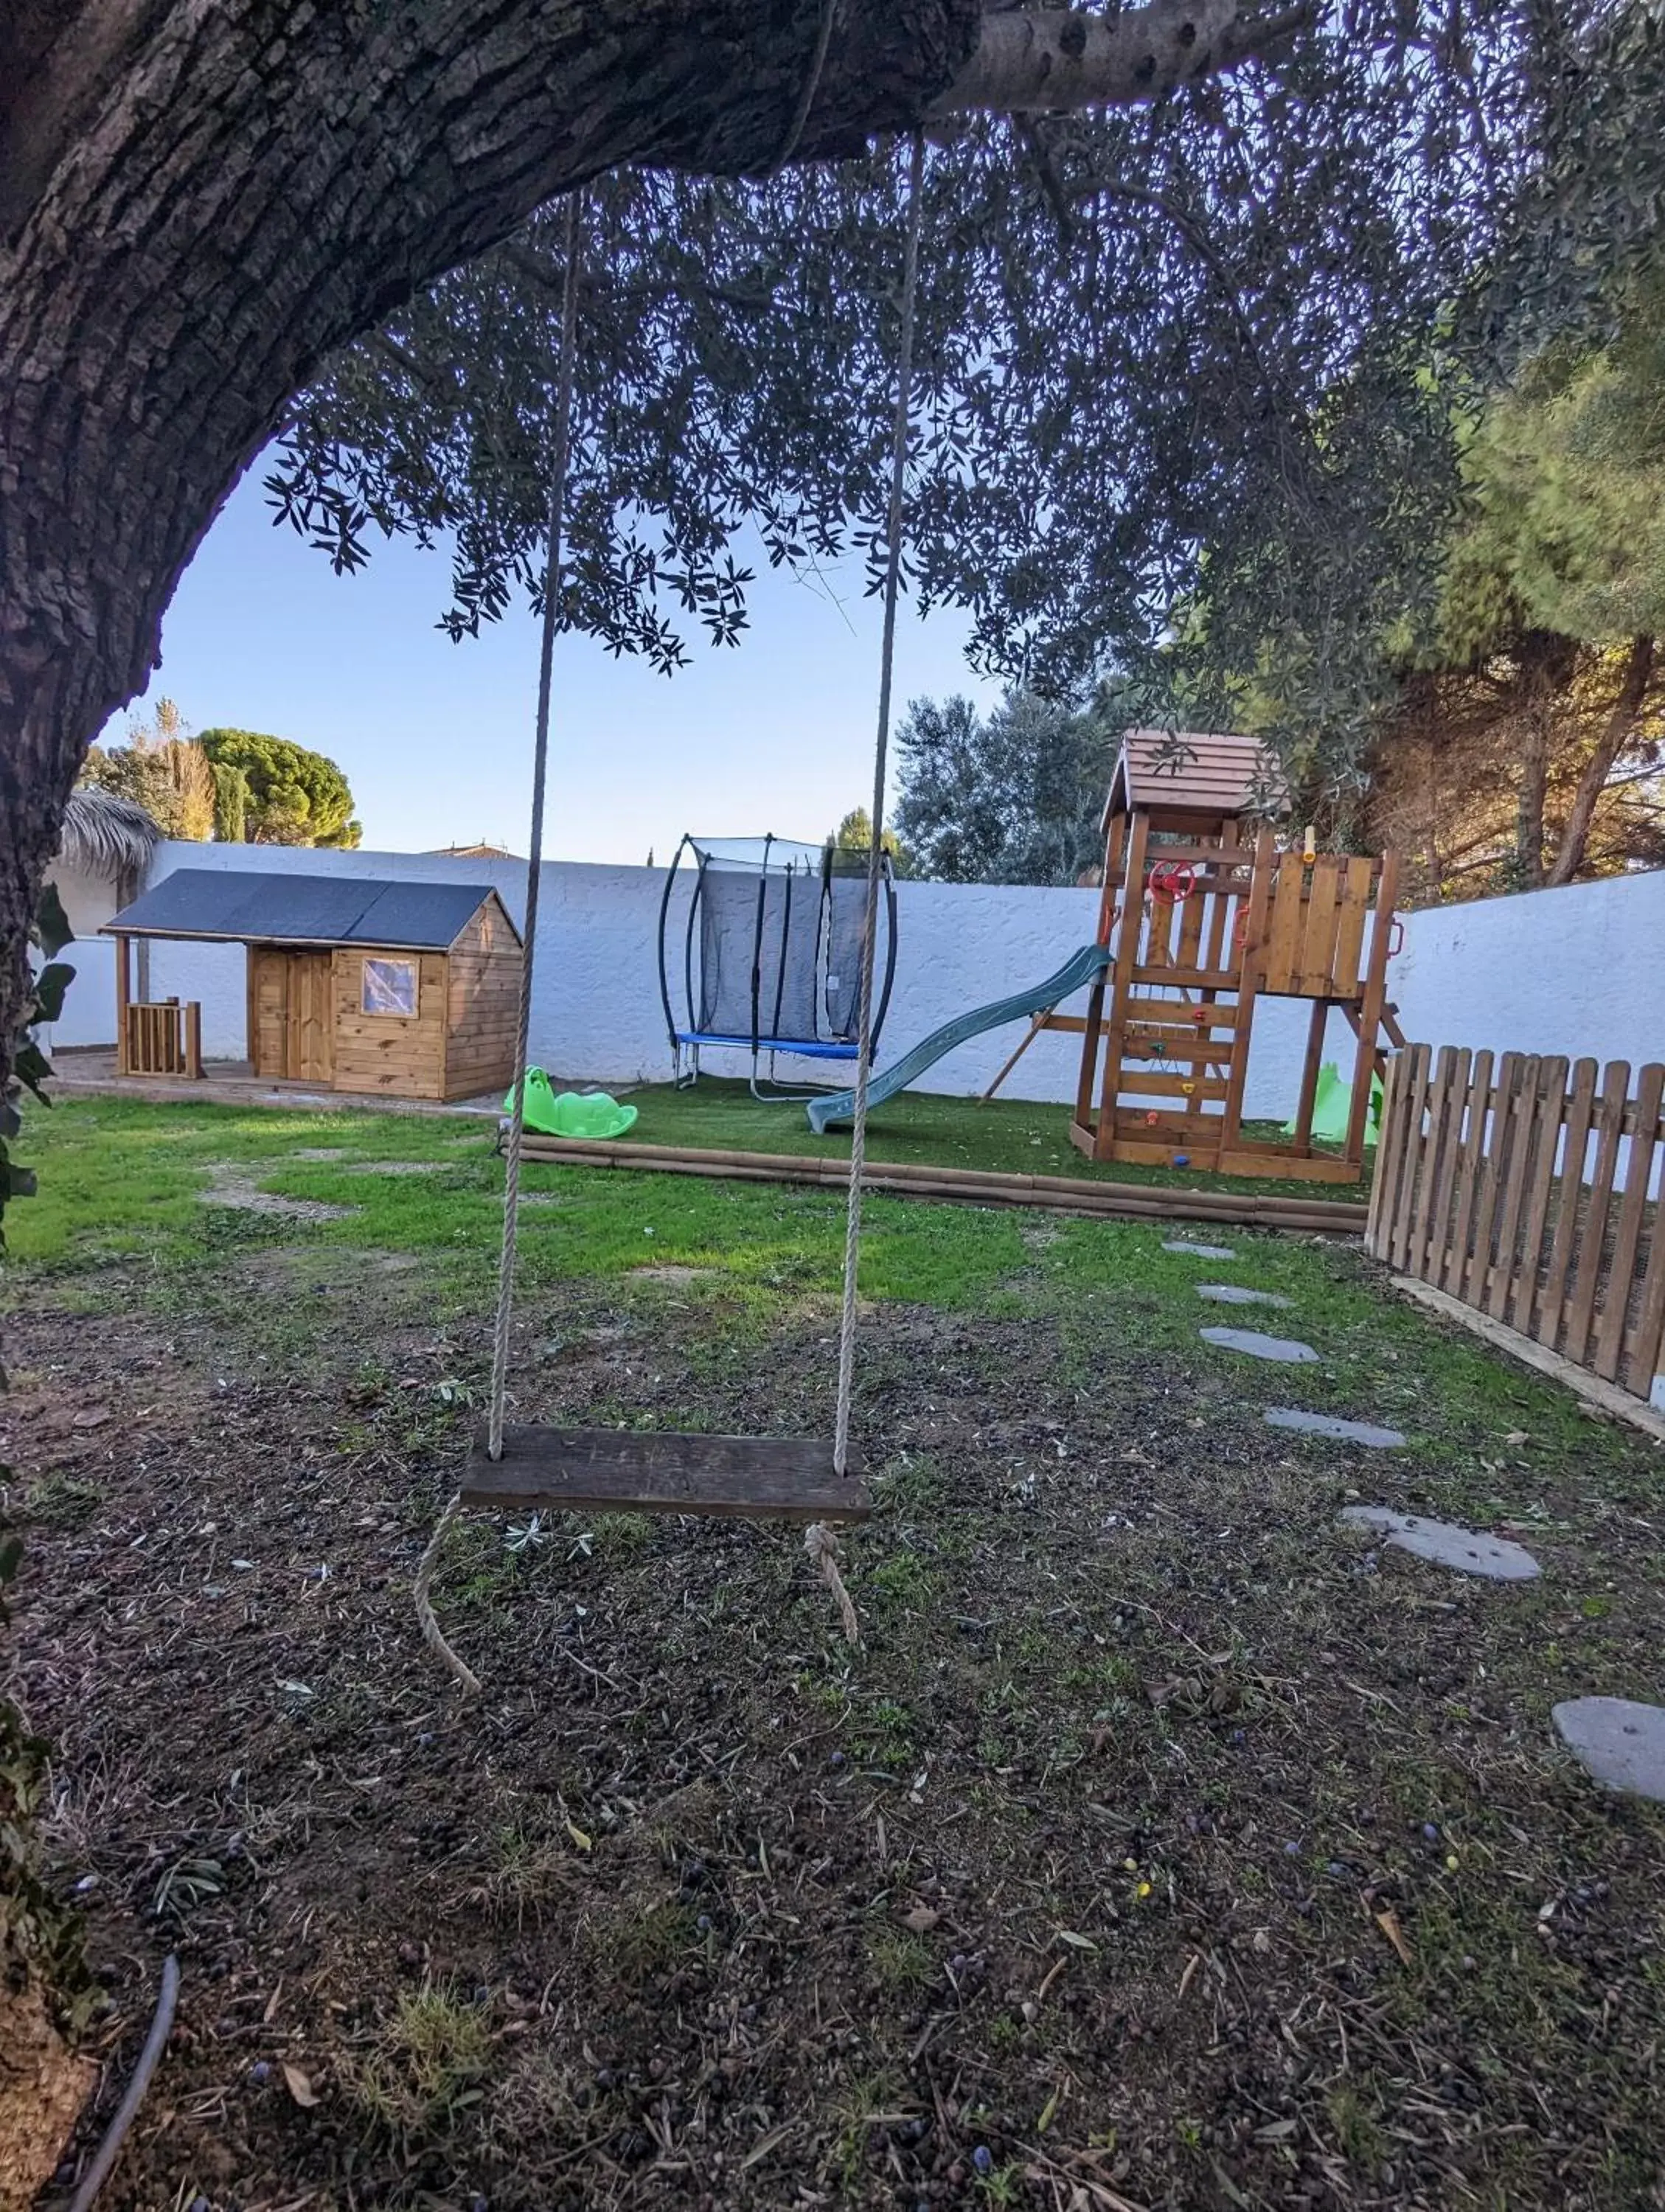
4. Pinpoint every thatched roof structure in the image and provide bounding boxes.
[59,787,163,878]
